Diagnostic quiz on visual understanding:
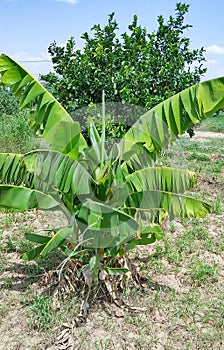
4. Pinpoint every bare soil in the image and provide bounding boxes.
[191,131,224,141]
